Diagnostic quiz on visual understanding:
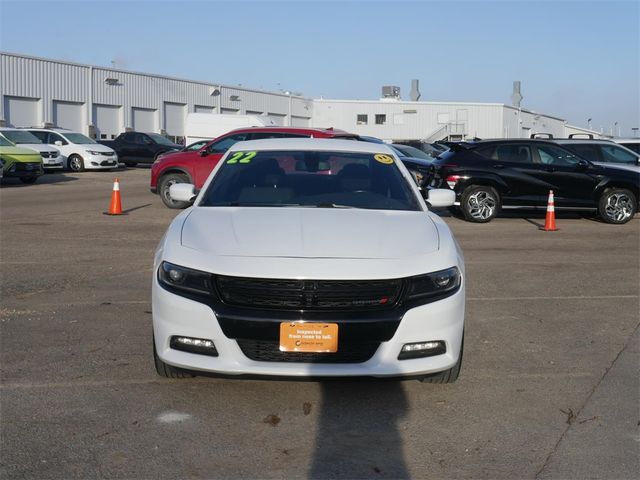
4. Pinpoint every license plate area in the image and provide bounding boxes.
[279,322,338,353]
